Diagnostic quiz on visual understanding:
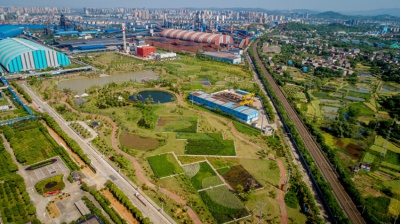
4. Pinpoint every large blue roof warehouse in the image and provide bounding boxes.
[189,90,259,123]
[0,38,70,73]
